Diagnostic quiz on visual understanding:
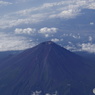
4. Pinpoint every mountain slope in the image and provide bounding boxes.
[0,41,95,95]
